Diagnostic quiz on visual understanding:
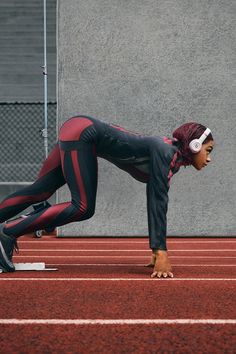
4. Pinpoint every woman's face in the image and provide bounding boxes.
[191,140,214,170]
